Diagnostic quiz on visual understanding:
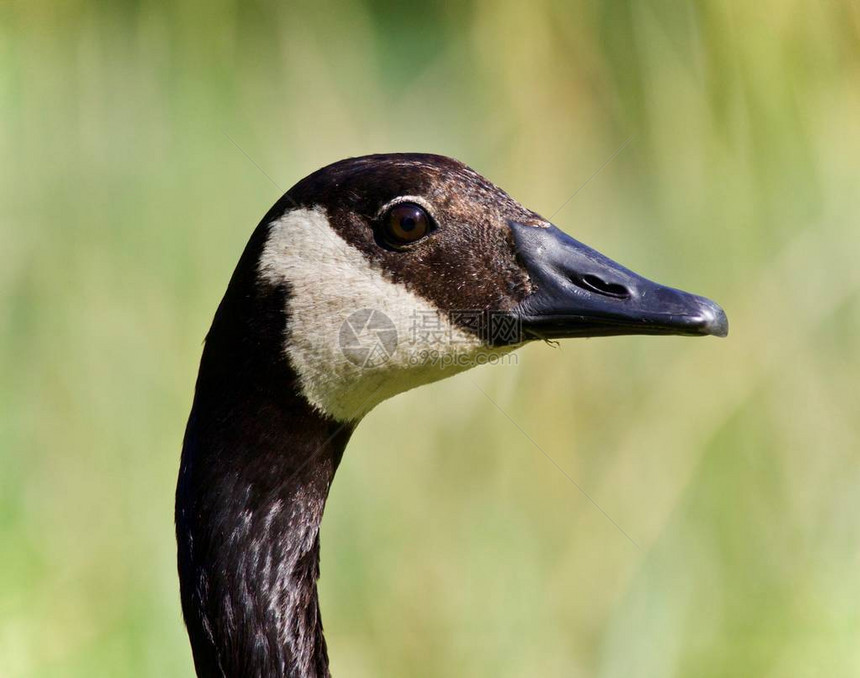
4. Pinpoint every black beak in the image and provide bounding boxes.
[508,221,728,340]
